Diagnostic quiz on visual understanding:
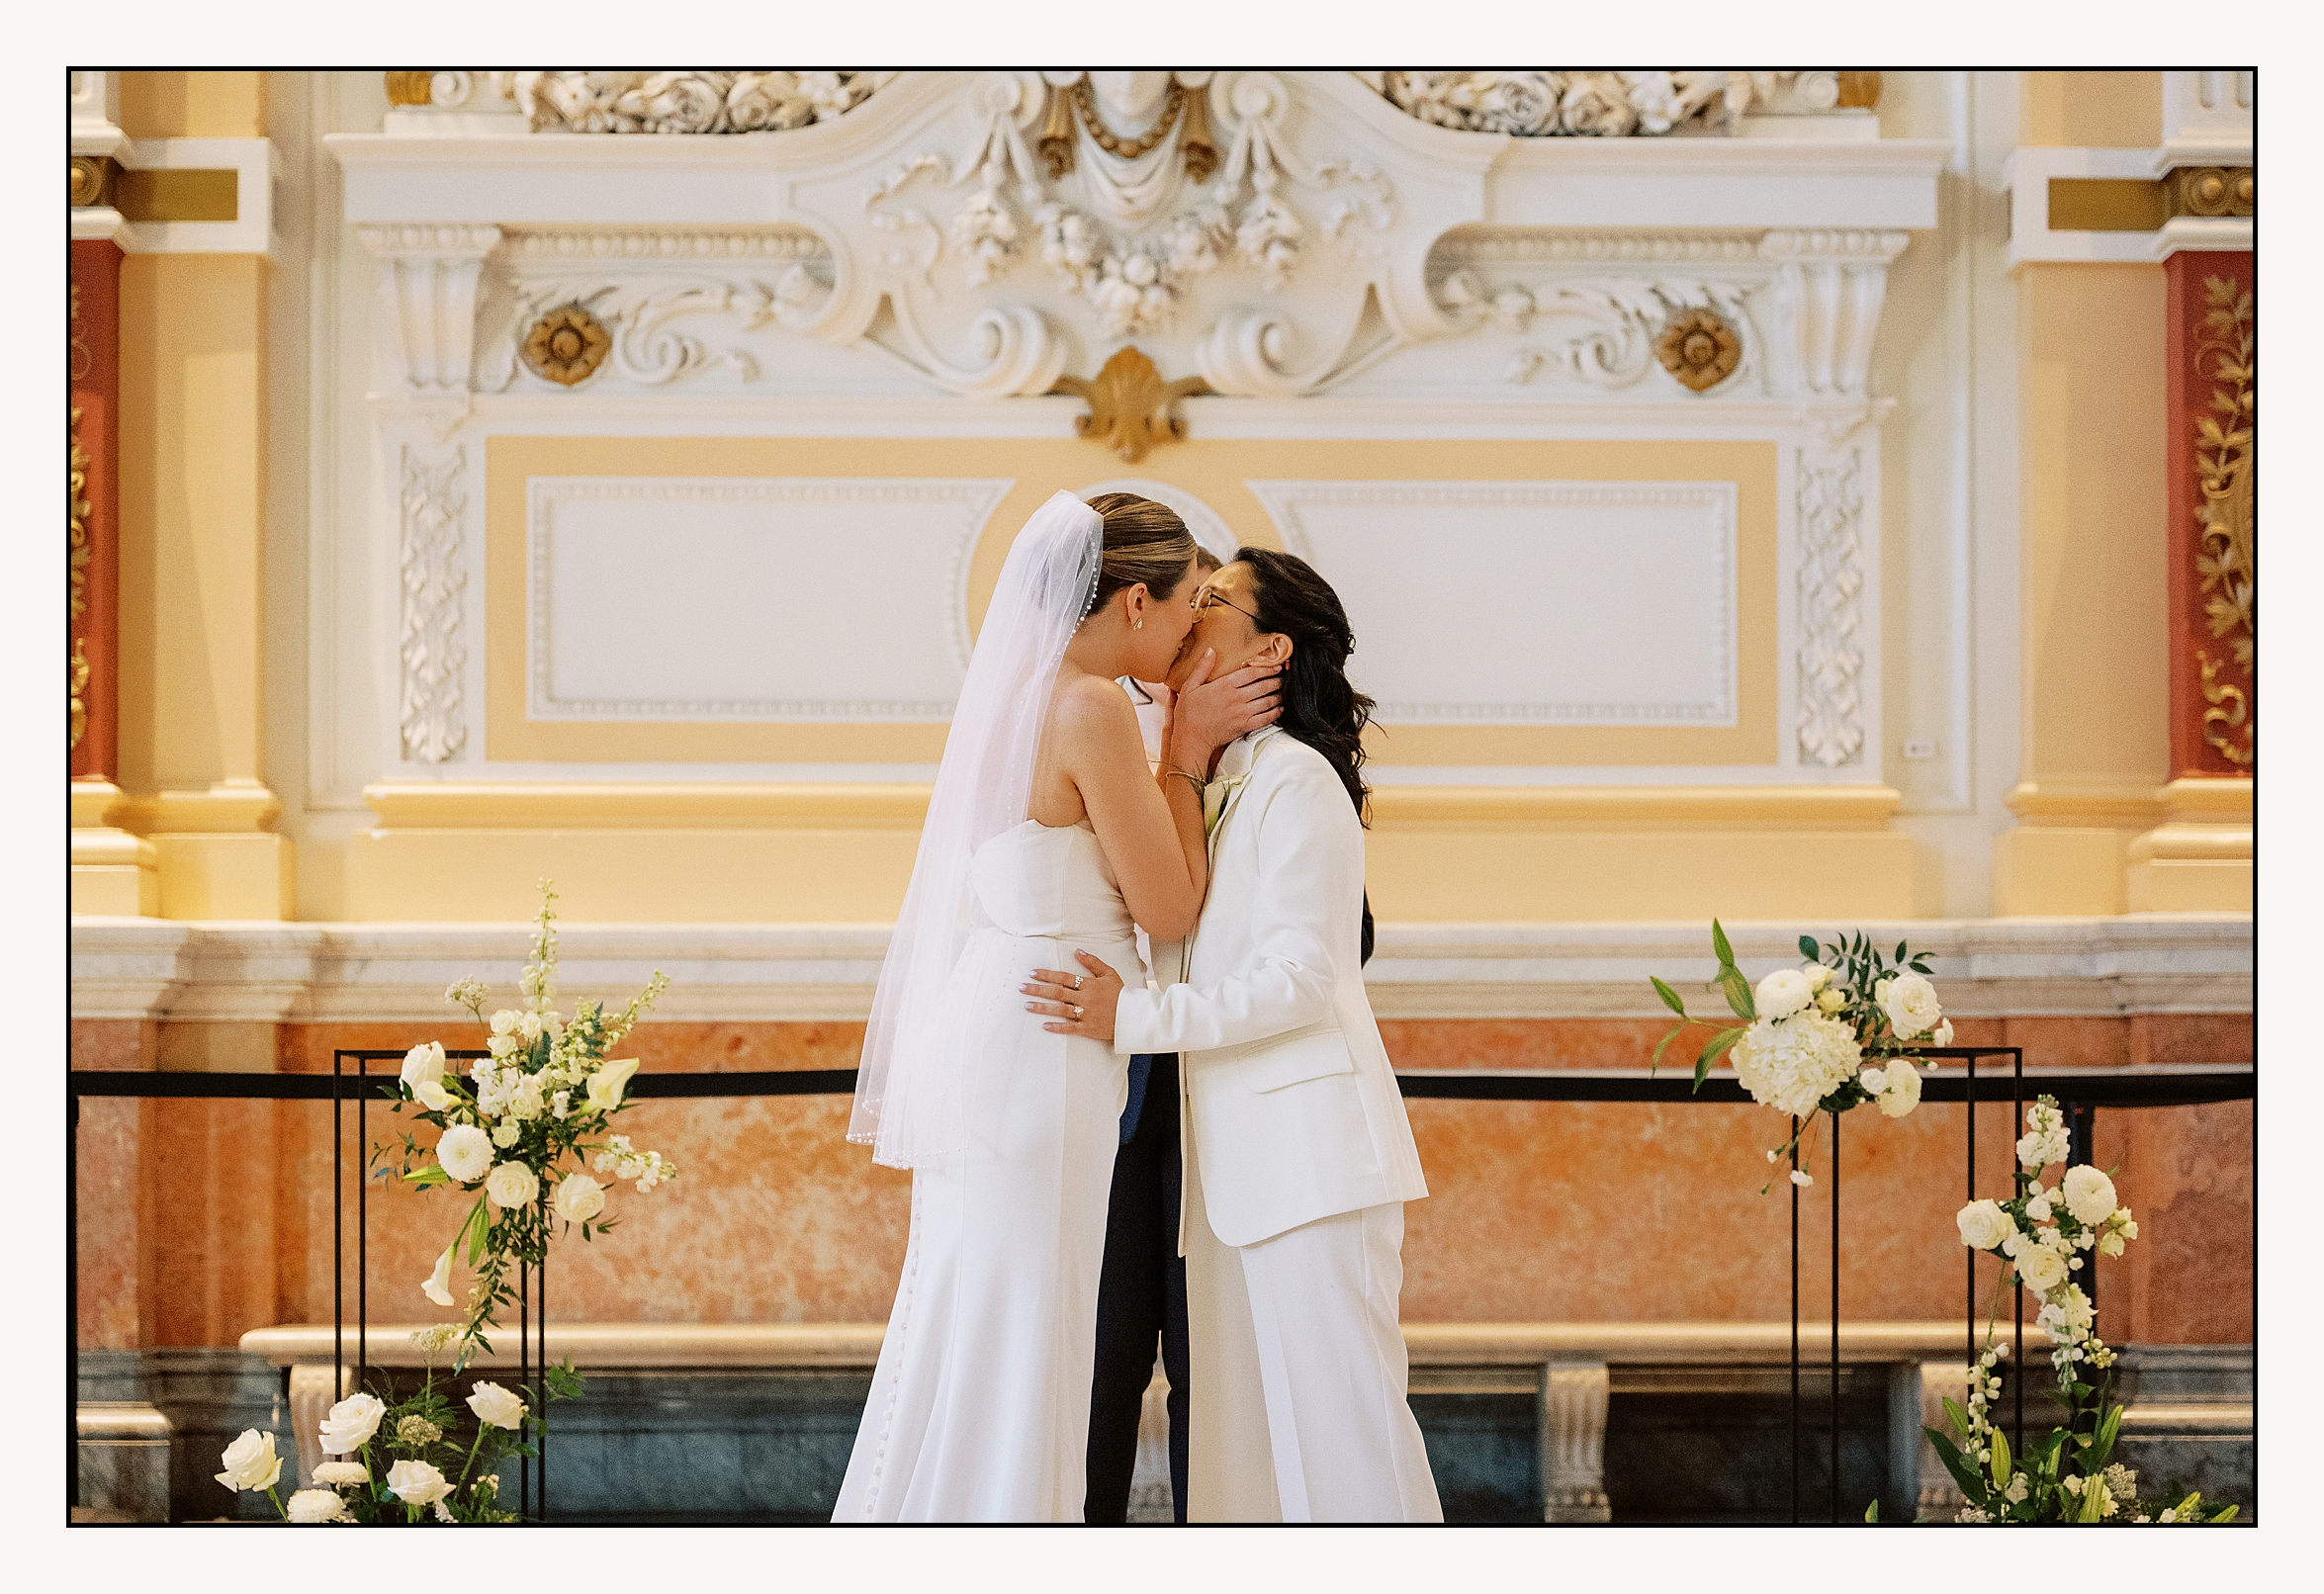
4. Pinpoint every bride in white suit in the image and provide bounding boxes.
[834,491,1278,1522]
[1025,548,1442,1523]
